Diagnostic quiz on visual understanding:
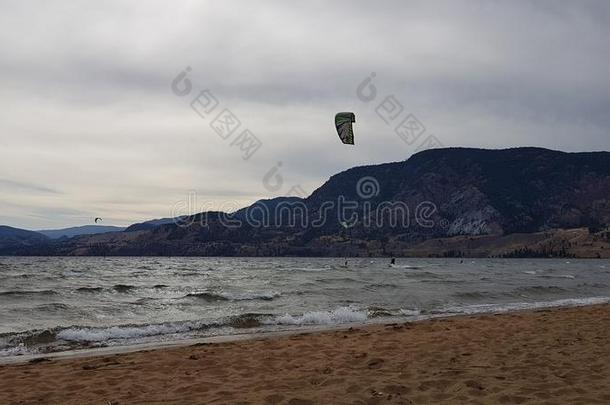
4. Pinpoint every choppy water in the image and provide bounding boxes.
[1,257,609,358]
